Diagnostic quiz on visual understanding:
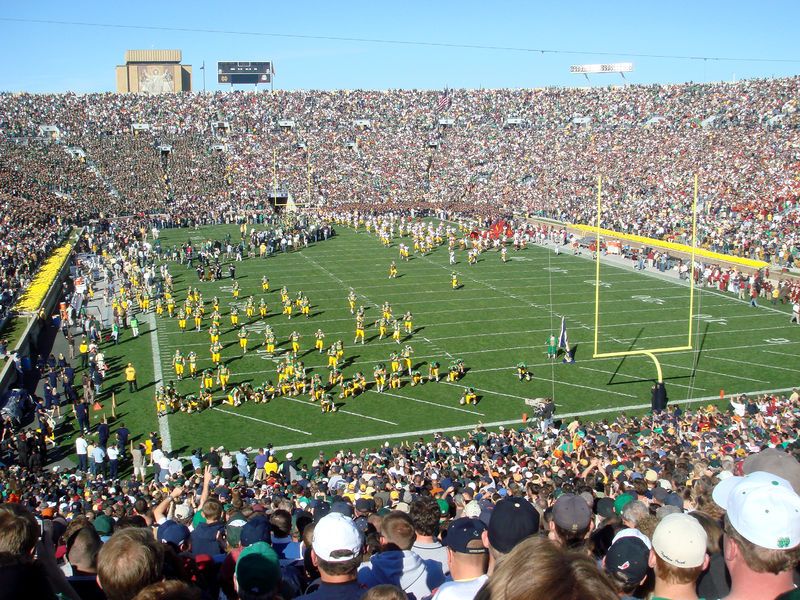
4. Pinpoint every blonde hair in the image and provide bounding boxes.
[488,536,618,600]
[362,584,408,600]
